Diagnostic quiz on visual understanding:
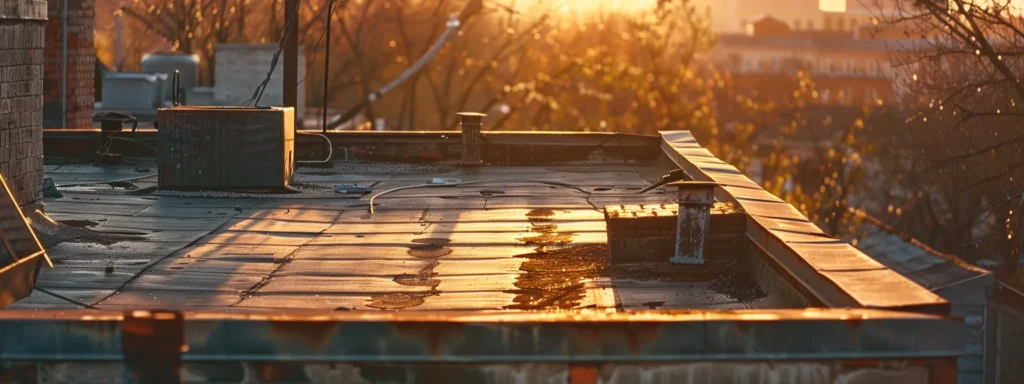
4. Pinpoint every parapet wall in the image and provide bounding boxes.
[0,0,46,207]
[660,130,949,314]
